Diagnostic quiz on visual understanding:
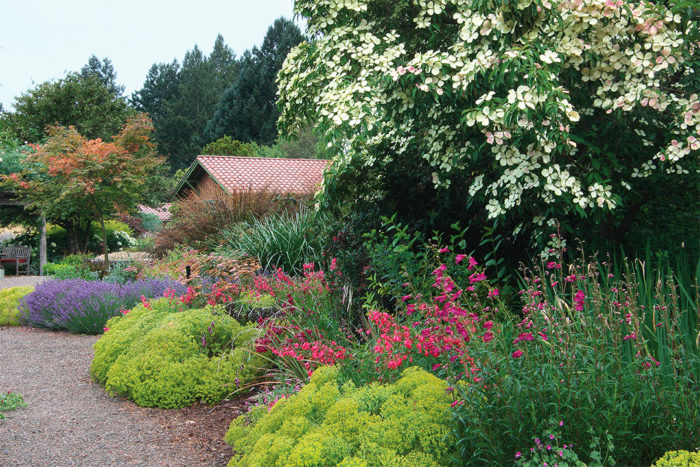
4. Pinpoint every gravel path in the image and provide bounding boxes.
[0,326,230,466]
[0,275,47,290]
